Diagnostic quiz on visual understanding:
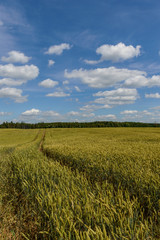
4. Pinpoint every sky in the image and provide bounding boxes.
[1,0,160,123]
